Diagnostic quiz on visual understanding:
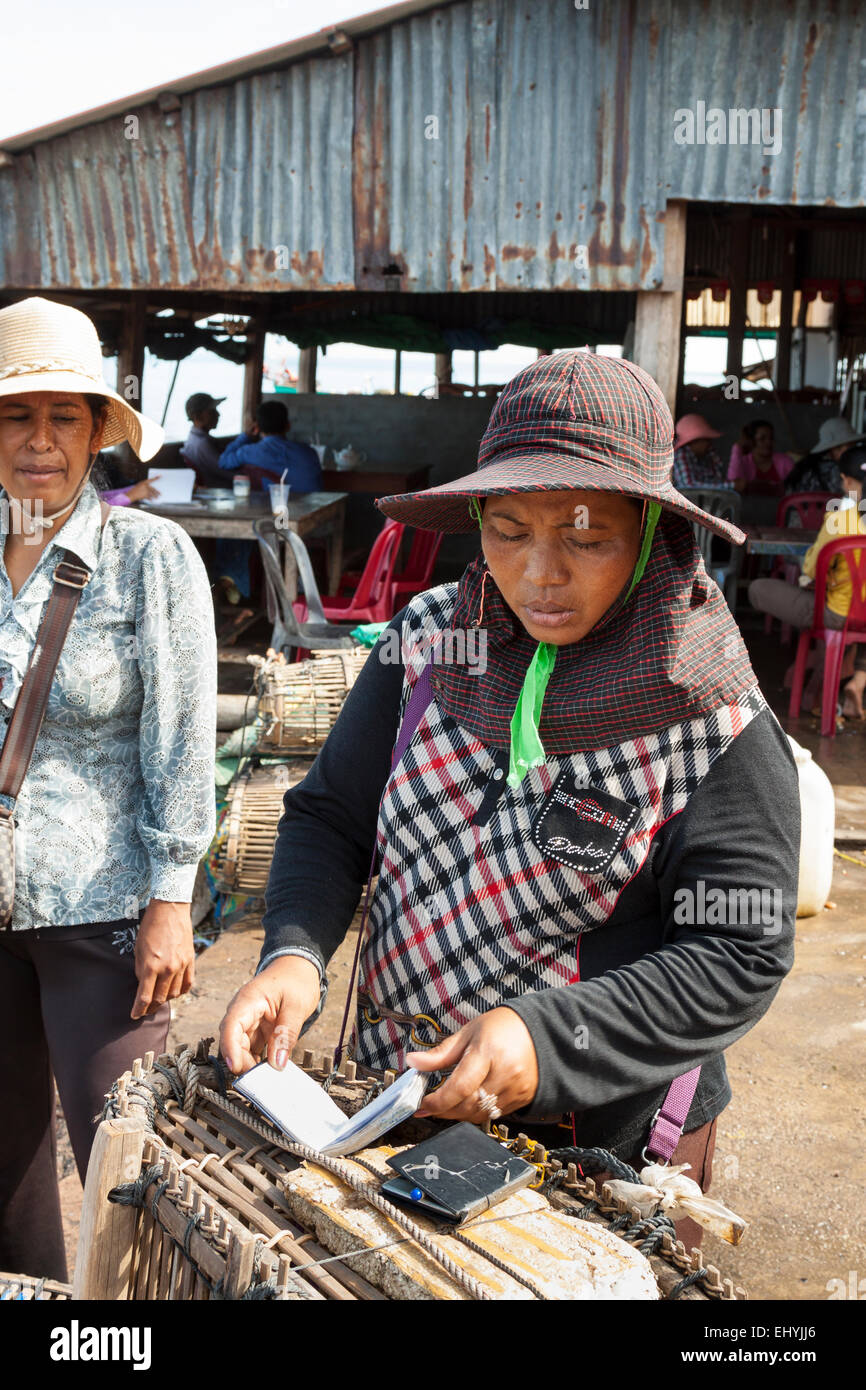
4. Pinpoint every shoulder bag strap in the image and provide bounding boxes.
[333,657,435,1068]
[0,500,108,806]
